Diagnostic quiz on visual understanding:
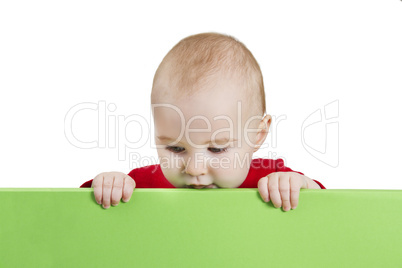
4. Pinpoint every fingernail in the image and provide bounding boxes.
[103,204,109,209]
[264,197,268,202]
[123,198,130,202]
[97,200,101,204]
